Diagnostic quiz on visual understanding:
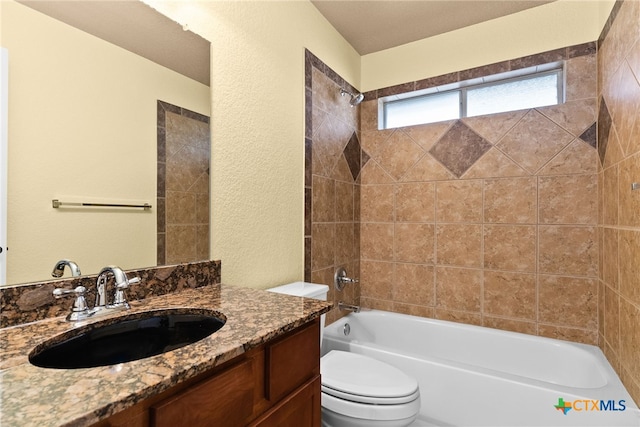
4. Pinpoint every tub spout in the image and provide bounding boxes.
[338,301,361,313]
